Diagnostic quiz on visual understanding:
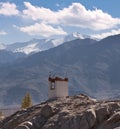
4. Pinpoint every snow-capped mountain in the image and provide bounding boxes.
[63,32,91,41]
[6,39,54,55]
[0,33,93,54]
